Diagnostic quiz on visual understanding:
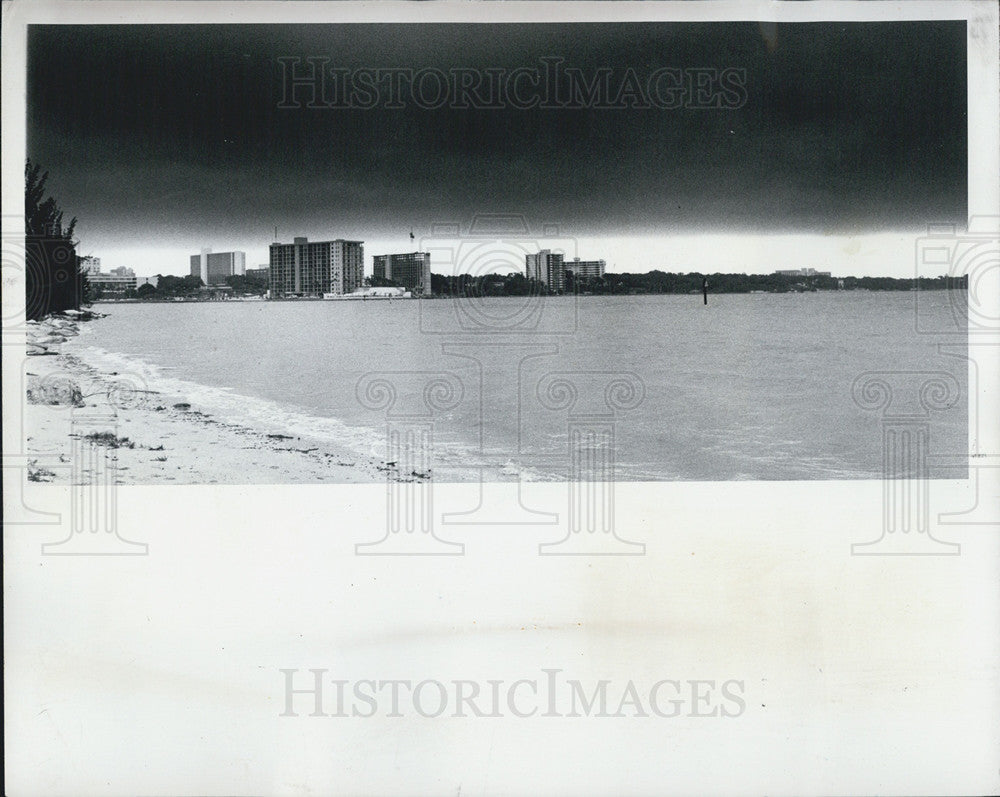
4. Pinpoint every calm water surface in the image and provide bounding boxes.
[72,292,968,481]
